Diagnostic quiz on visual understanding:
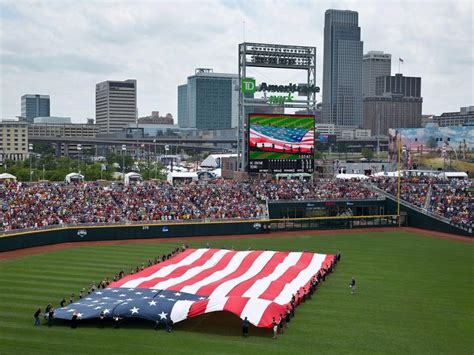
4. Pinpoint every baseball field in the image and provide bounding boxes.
[0,229,472,354]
